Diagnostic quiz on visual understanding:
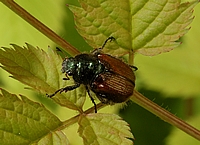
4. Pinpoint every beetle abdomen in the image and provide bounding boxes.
[91,72,134,104]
